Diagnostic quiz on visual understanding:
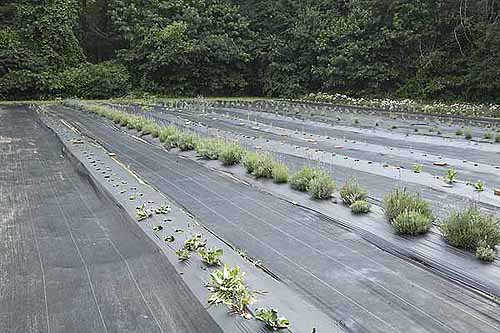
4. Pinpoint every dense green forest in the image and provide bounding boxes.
[1,0,499,101]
